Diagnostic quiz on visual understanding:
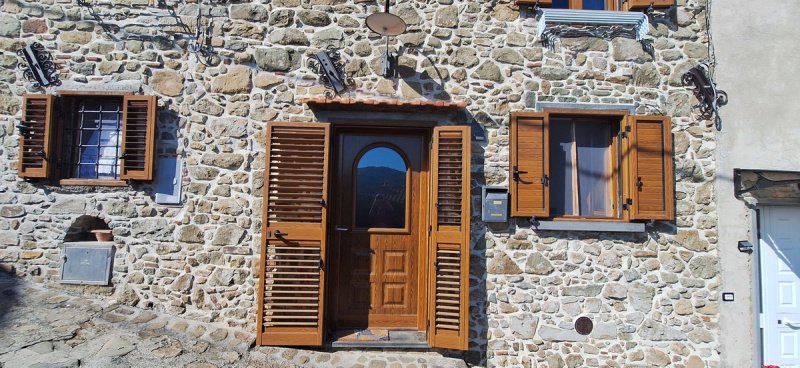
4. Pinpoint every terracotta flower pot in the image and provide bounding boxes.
[90,229,113,242]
